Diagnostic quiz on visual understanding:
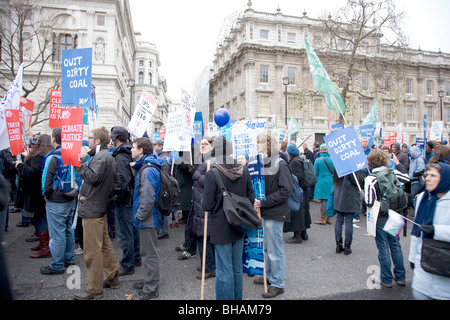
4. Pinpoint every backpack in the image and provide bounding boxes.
[275,158,303,211]
[139,163,181,216]
[288,173,303,211]
[53,154,82,197]
[372,168,408,214]
[298,157,317,188]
